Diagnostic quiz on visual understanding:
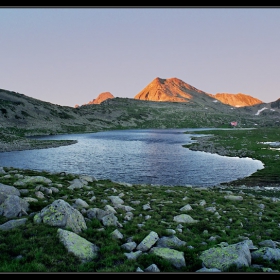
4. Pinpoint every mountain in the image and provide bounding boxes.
[134,77,212,103]
[75,92,114,107]
[134,77,264,107]
[0,81,279,150]
[207,93,263,107]
[86,91,115,105]
[271,98,280,109]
